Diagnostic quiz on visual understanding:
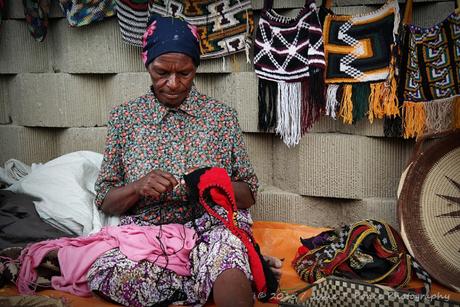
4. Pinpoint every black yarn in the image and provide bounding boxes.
[318,4,333,26]
[384,116,403,137]
[183,167,211,204]
[301,68,326,134]
[258,79,278,131]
